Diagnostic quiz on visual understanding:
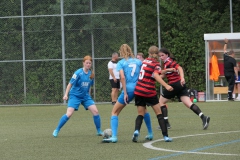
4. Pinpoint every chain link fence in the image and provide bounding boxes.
[0,0,136,105]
